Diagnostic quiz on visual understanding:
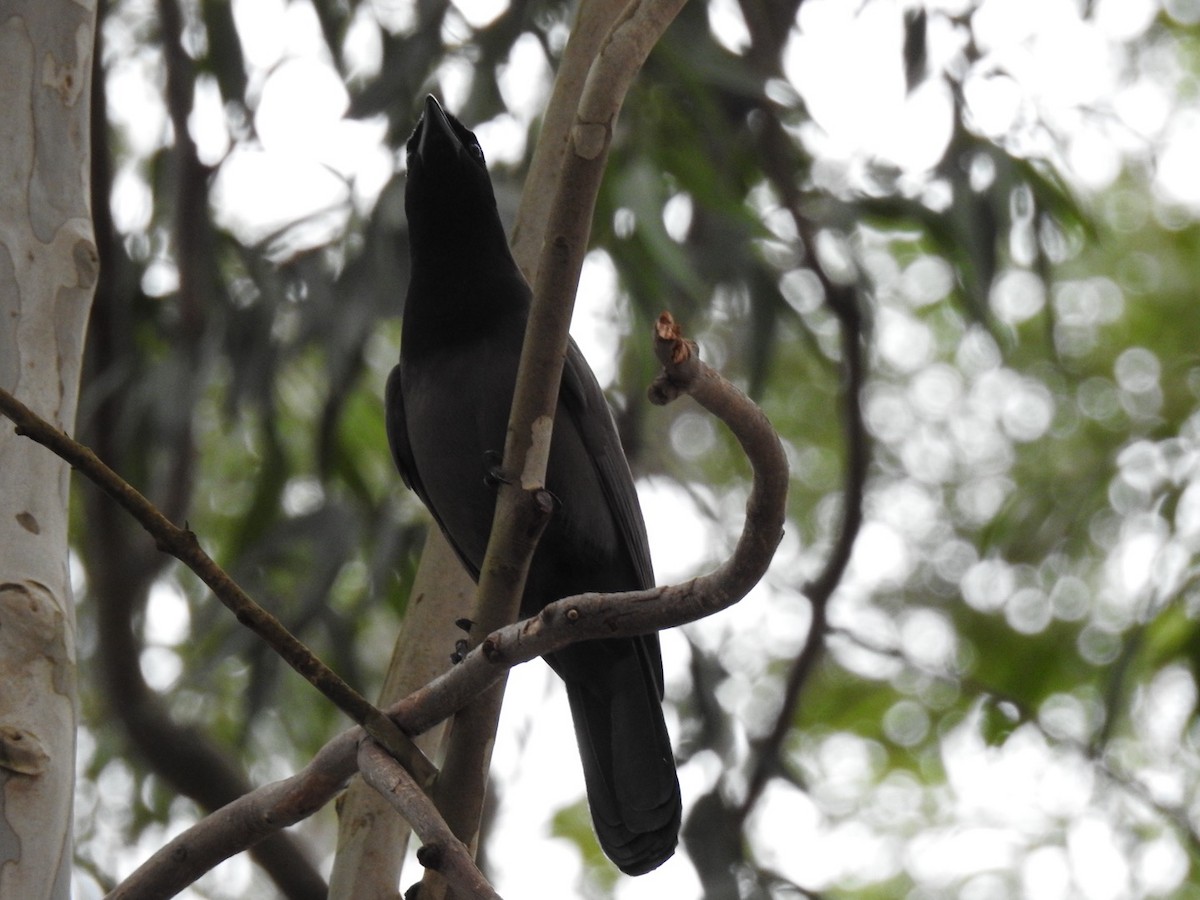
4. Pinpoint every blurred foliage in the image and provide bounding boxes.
[73,0,1200,898]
